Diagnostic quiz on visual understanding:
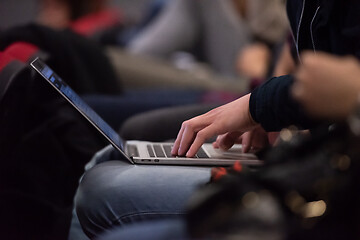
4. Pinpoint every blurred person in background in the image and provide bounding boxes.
[36,0,124,39]
[127,0,288,82]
